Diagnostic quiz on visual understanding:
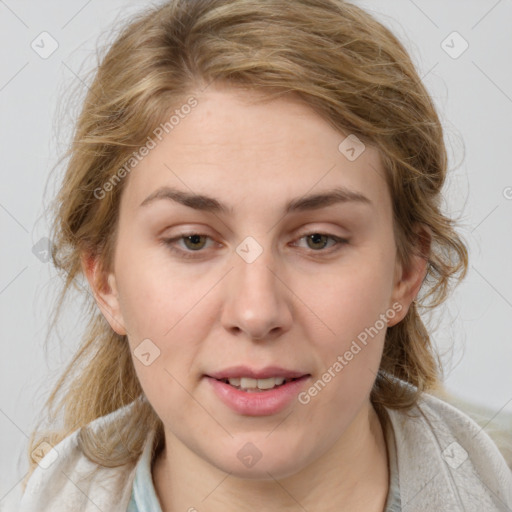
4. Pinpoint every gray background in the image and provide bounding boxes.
[1,0,511,505]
